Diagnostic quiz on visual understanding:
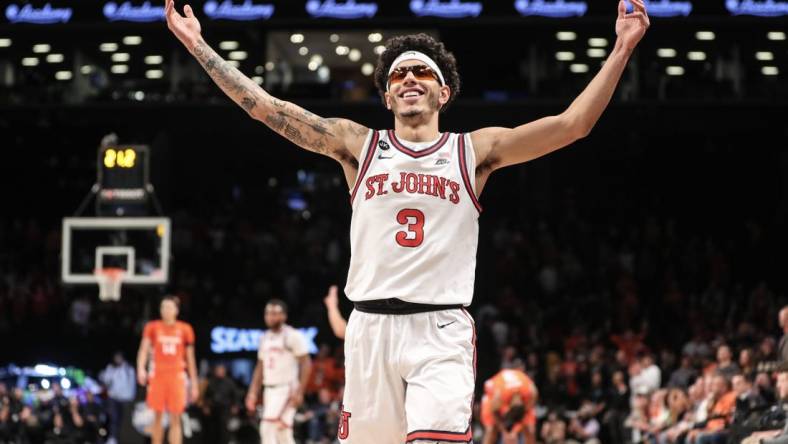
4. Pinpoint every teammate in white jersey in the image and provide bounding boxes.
[245,300,312,444]
[165,1,649,441]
